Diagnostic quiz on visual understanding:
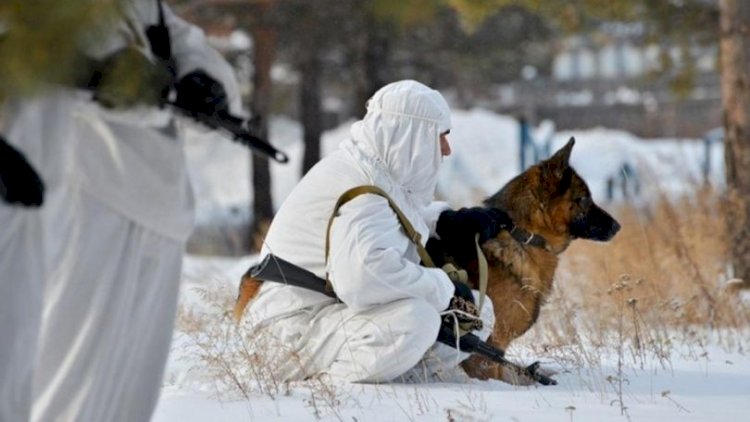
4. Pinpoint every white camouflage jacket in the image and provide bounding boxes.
[248,80,455,325]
